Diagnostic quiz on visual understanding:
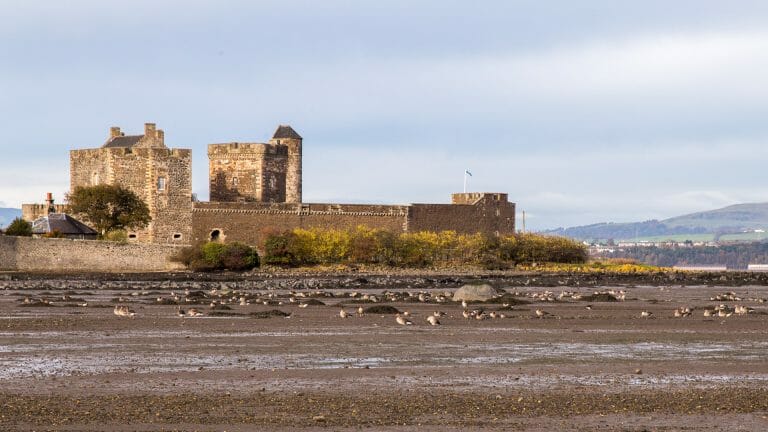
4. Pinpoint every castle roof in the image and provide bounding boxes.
[272,125,302,140]
[103,135,143,148]
[31,213,98,236]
